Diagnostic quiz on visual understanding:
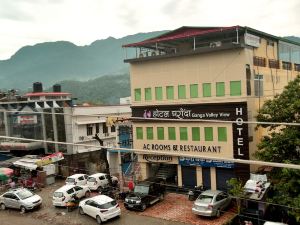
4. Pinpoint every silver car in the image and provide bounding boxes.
[0,188,42,213]
[192,190,231,217]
